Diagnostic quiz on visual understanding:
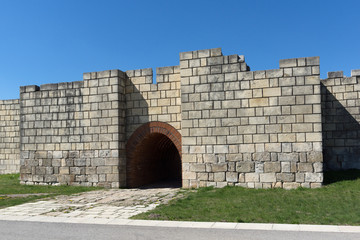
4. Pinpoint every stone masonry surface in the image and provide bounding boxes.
[125,66,181,140]
[0,99,19,174]
[322,70,360,170]
[180,49,323,189]
[19,71,126,188]
[0,47,359,189]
